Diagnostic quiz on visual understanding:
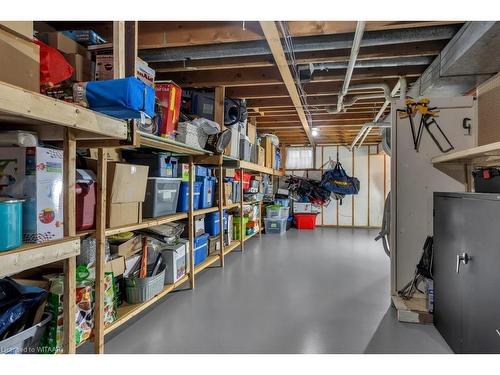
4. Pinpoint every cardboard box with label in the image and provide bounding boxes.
[106,163,149,228]
[0,147,64,243]
[38,31,90,58]
[63,53,92,82]
[95,54,155,86]
[110,235,143,258]
[0,27,39,92]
